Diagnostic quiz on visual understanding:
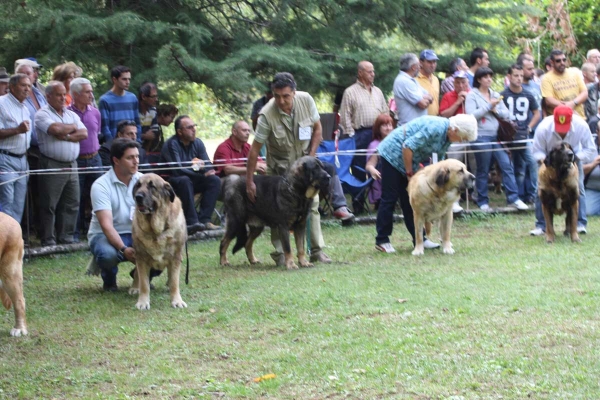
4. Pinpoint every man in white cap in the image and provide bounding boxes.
[14,58,44,93]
